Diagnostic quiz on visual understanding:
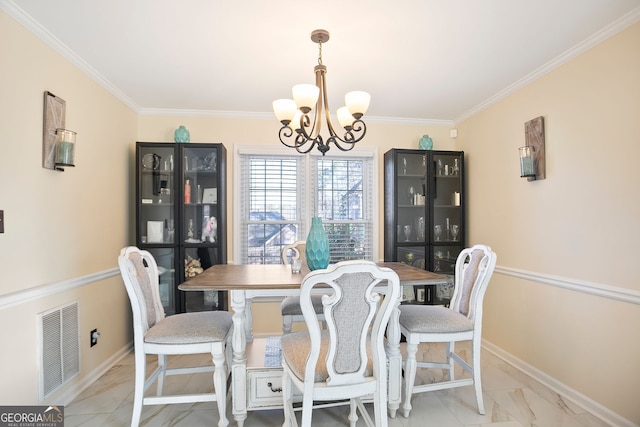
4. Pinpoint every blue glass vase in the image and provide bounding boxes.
[305,217,330,270]
[174,125,190,143]
[418,134,433,150]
